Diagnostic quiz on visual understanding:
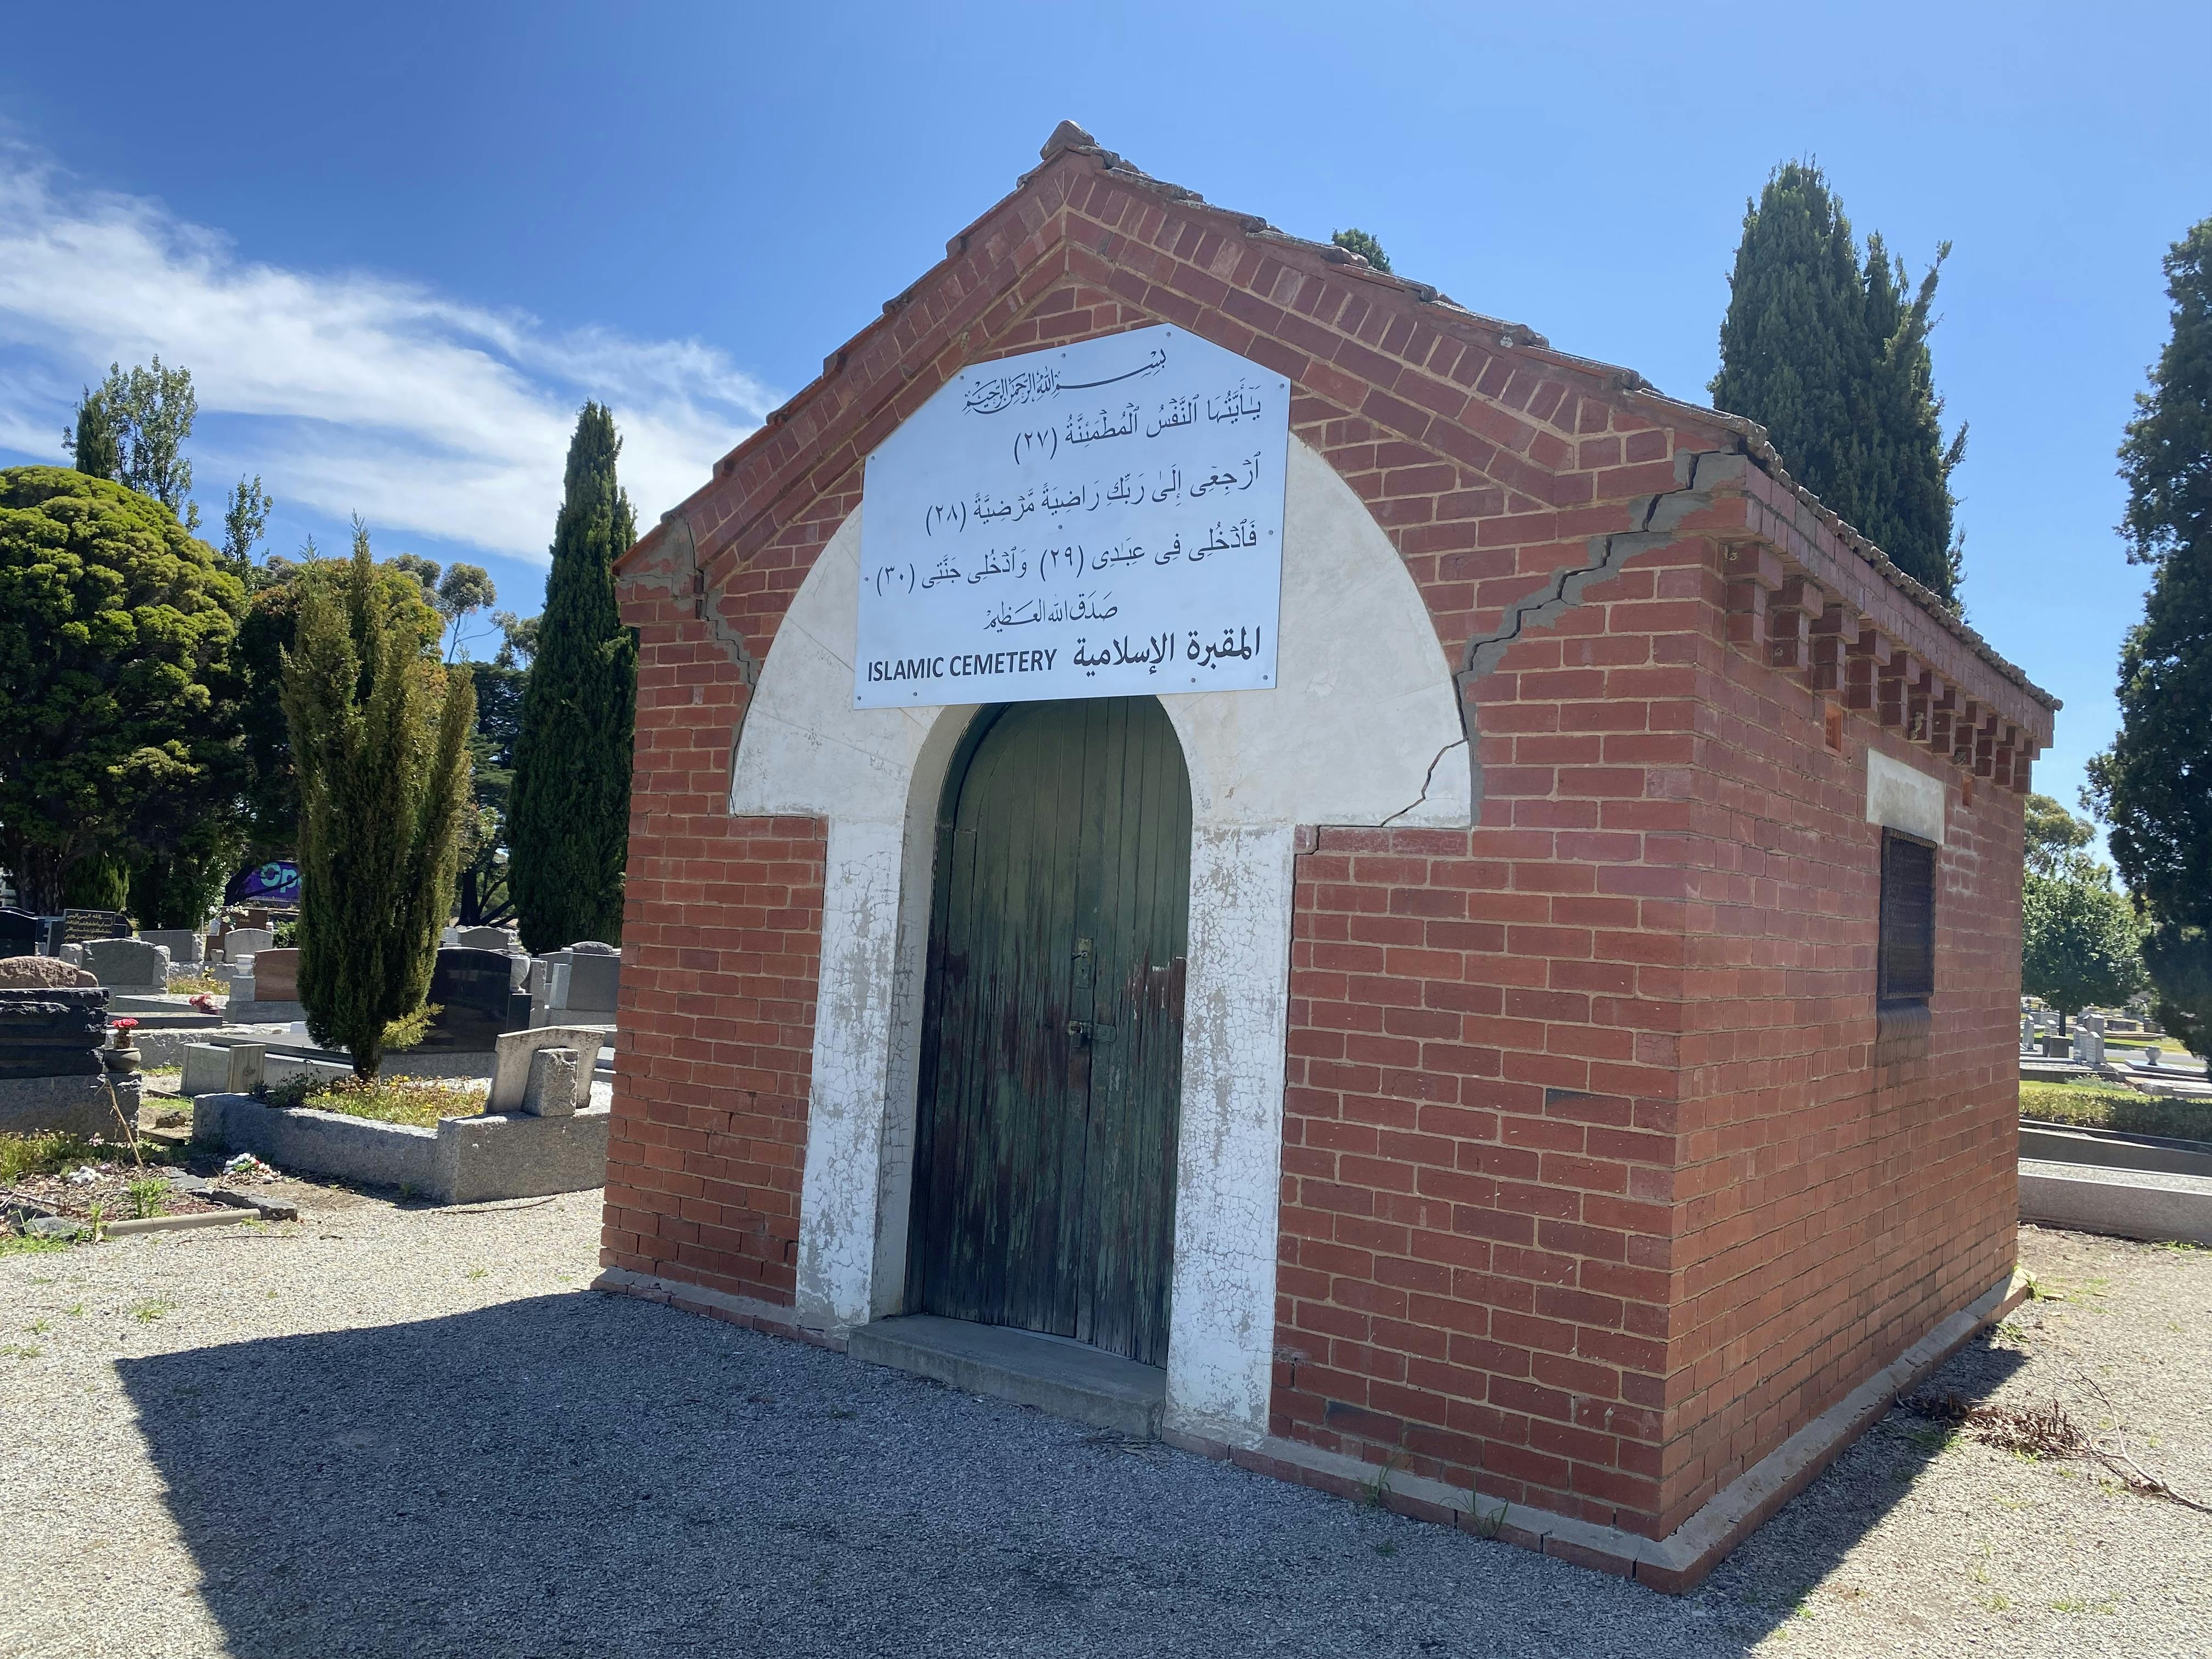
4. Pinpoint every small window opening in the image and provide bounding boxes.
[1876,830,1936,1062]
[1824,704,1844,753]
